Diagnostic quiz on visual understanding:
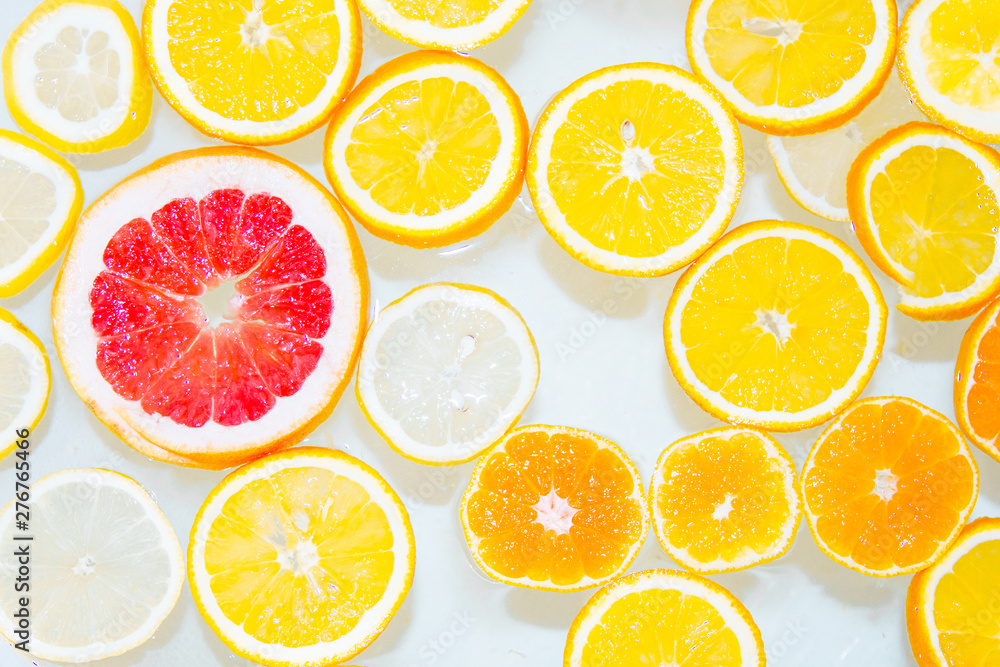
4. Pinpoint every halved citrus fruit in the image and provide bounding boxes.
[847,121,1000,321]
[802,396,979,577]
[0,129,83,297]
[142,0,362,145]
[686,0,897,135]
[359,0,532,50]
[460,424,648,592]
[0,308,50,460]
[2,0,152,153]
[188,446,414,667]
[0,468,184,663]
[324,50,527,248]
[526,62,743,277]
[664,220,887,432]
[768,71,926,223]
[564,568,765,667]
[956,297,1000,463]
[51,147,368,469]
[907,516,1000,666]
[356,282,539,466]
[650,426,801,574]
[899,0,1000,144]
